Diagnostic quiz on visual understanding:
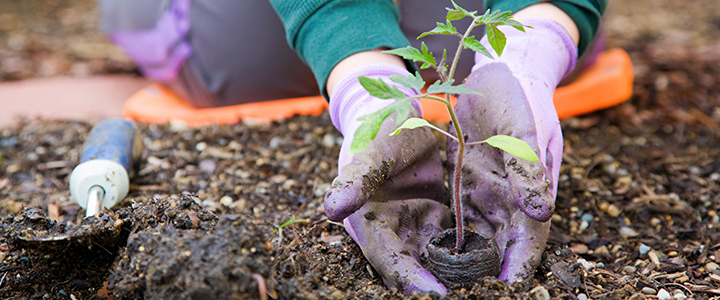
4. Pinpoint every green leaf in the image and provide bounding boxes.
[474,9,531,33]
[484,135,539,162]
[446,10,467,21]
[503,19,530,32]
[486,24,507,56]
[419,42,436,69]
[383,46,424,64]
[462,36,493,60]
[418,21,458,39]
[351,99,413,154]
[358,76,406,100]
[426,79,481,95]
[389,72,425,93]
[389,118,432,136]
[475,9,512,25]
[445,0,477,21]
[383,43,436,69]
